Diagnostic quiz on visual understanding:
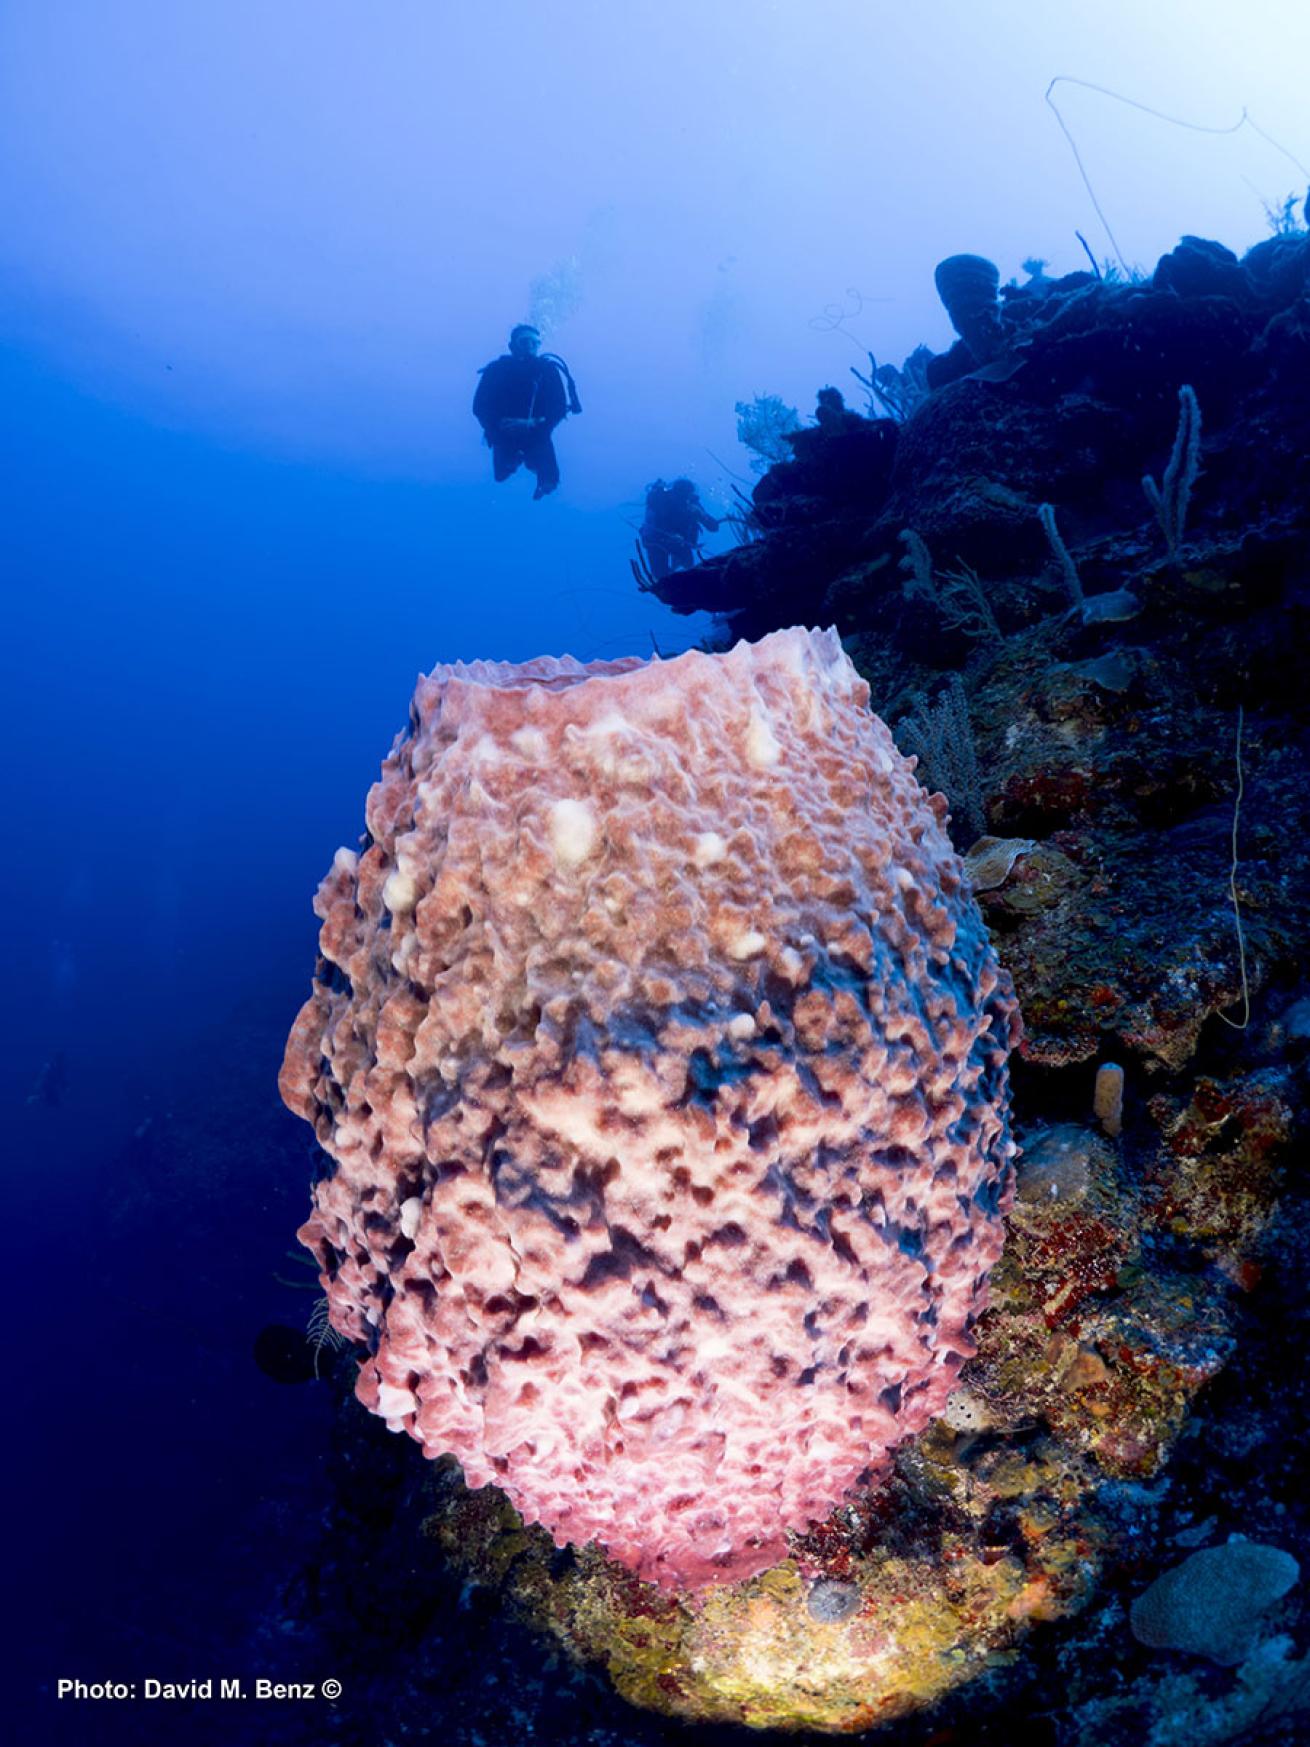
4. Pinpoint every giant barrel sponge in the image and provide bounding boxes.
[280,628,1020,1588]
